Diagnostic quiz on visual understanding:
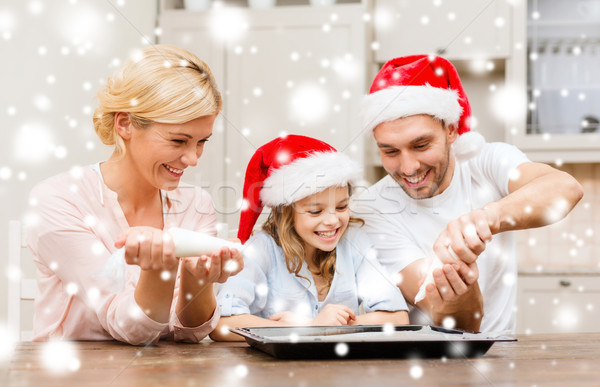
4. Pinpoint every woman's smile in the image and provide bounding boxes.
[162,163,184,177]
